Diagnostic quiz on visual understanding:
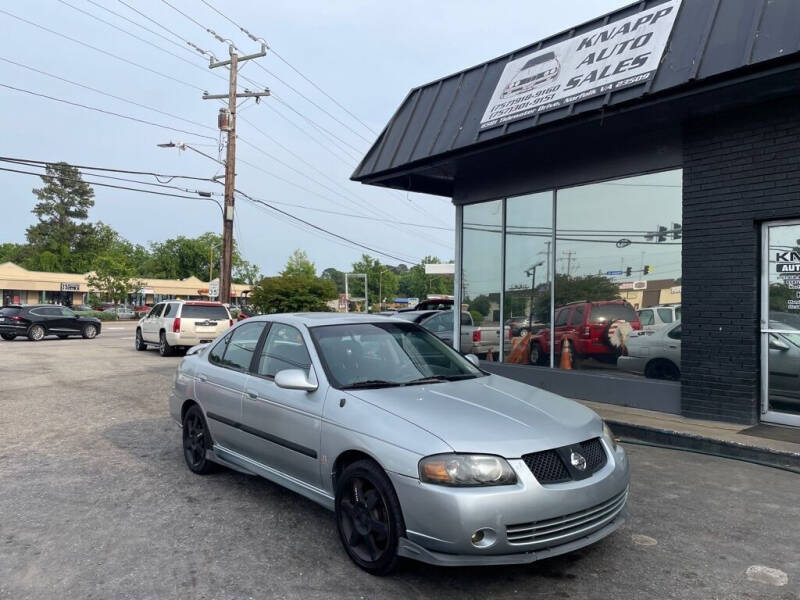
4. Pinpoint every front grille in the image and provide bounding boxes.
[506,487,628,546]
[522,437,607,483]
[522,450,570,483]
